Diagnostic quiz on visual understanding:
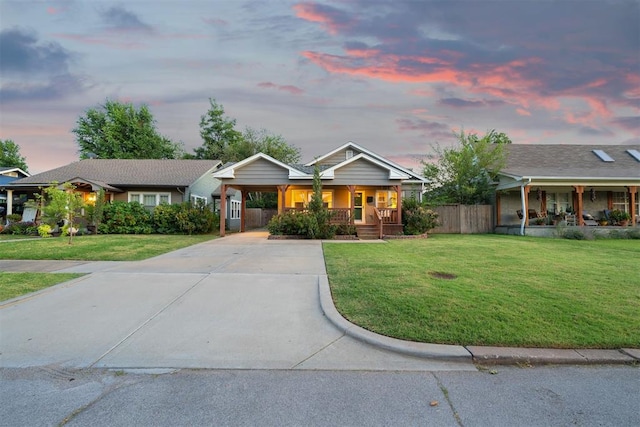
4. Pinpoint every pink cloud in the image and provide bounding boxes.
[516,108,531,116]
[293,3,351,35]
[258,82,304,95]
